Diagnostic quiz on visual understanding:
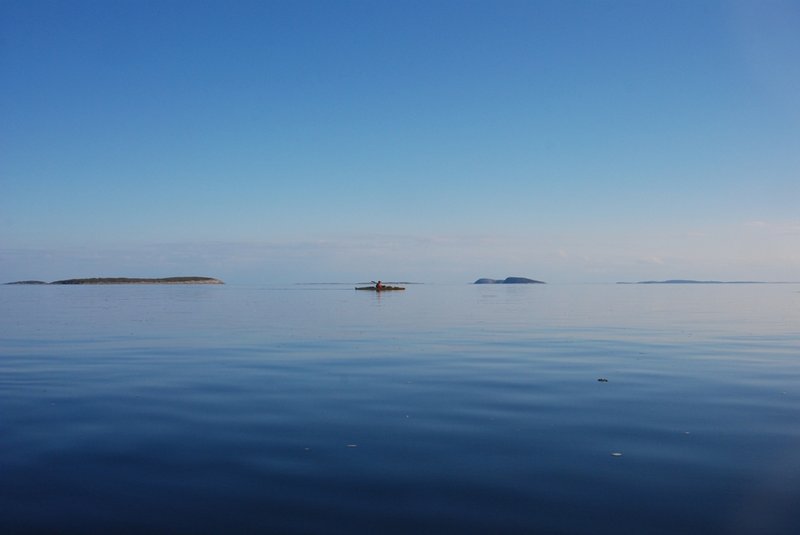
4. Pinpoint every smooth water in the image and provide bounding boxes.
[1,283,799,534]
